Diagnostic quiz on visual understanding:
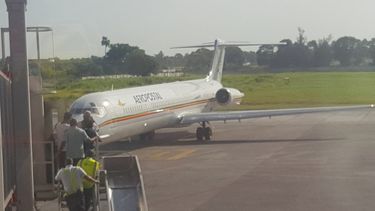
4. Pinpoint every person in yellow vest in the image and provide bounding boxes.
[77,150,100,211]
[55,158,99,211]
